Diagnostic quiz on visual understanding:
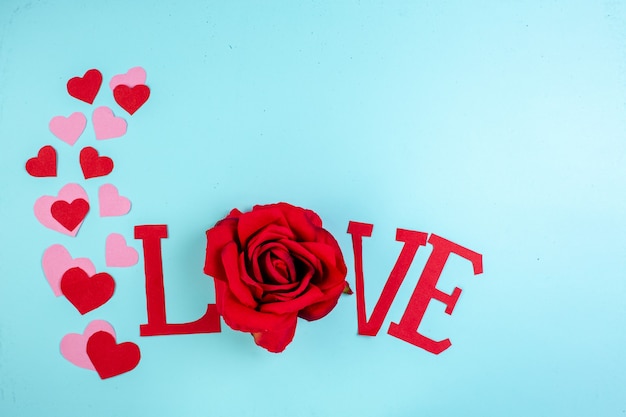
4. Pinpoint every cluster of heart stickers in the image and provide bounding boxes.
[26,67,150,379]
[60,320,140,379]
